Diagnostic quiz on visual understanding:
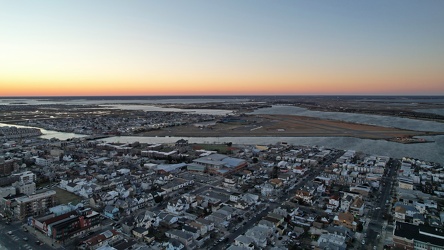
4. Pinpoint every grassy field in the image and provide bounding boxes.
[192,143,234,154]
[54,187,83,205]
